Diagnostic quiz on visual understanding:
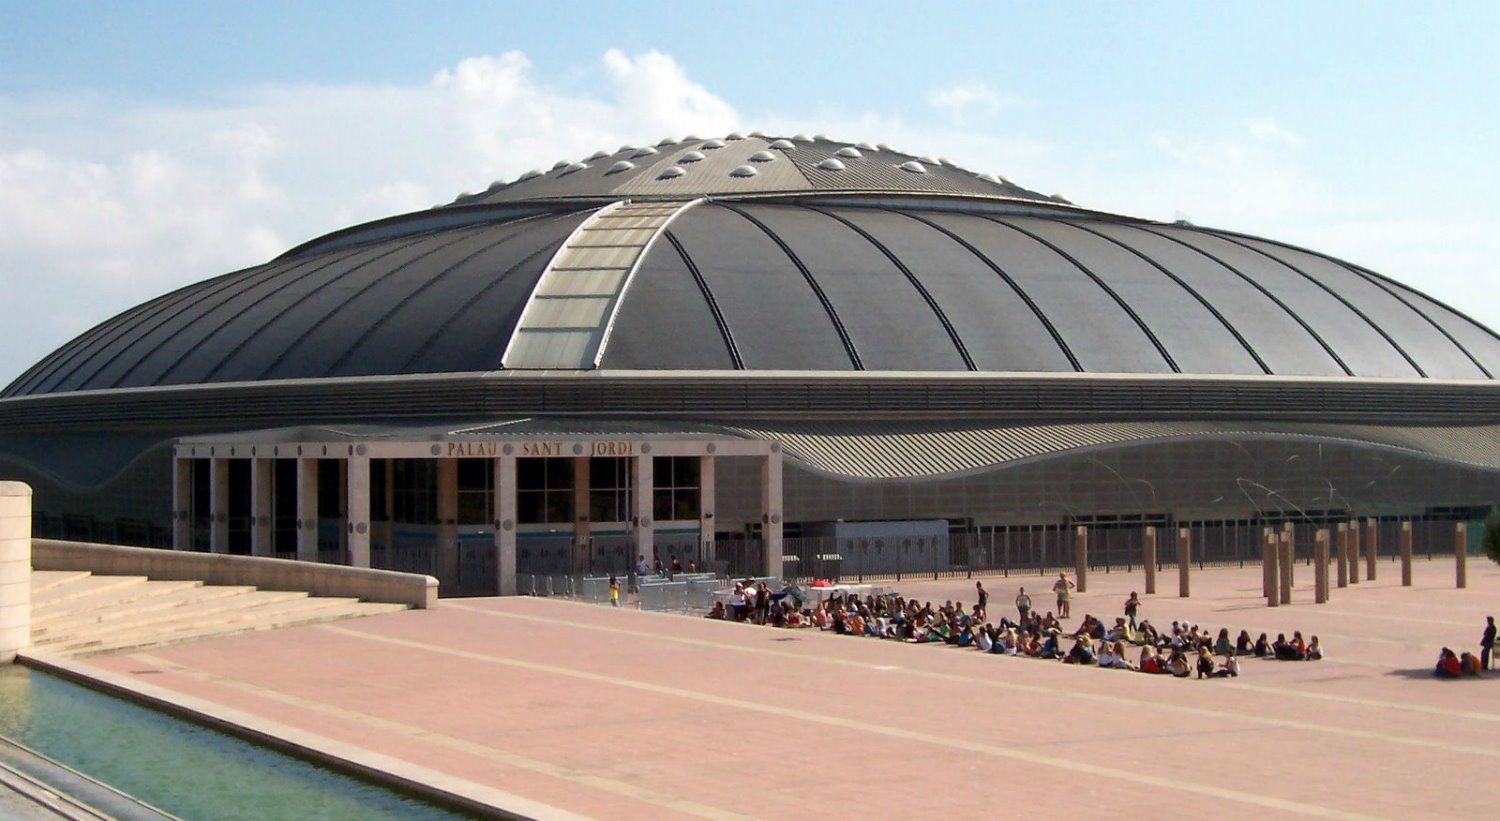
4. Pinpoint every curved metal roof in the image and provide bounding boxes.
[7,134,1499,398]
